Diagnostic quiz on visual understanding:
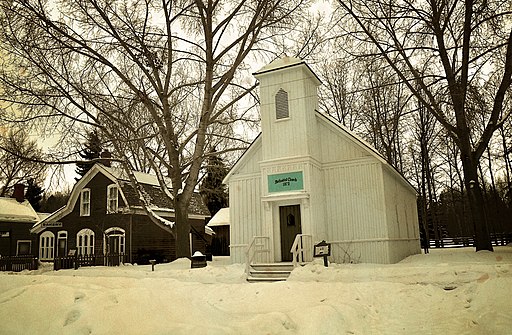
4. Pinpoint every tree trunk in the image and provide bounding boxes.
[461,151,493,251]
[174,195,191,258]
